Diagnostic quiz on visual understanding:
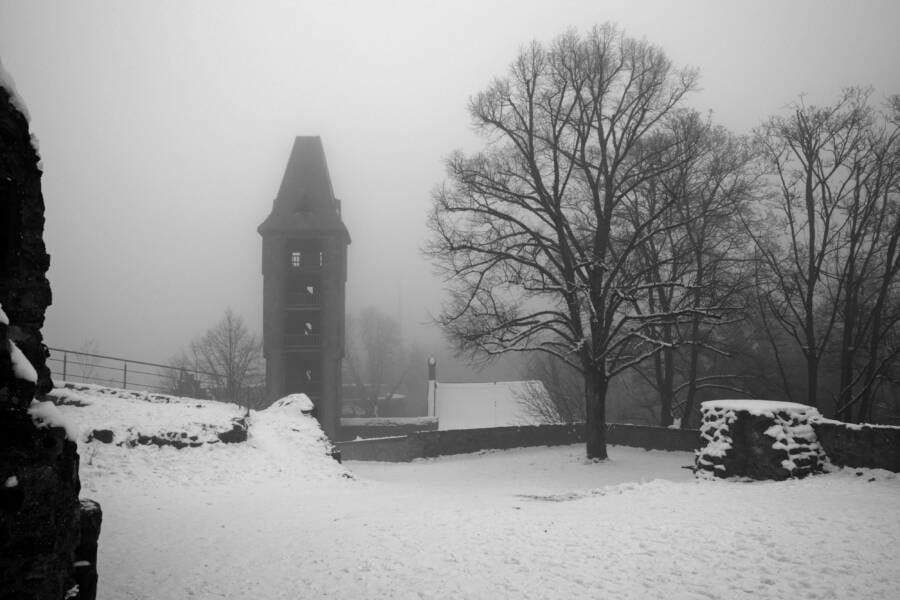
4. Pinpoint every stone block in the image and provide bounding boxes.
[695,400,825,480]
[73,499,102,600]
